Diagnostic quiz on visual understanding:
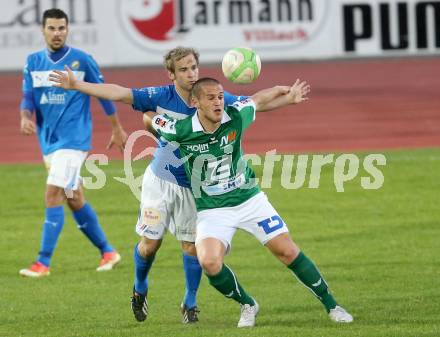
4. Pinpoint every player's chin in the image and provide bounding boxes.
[212,109,223,121]
[50,42,63,50]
